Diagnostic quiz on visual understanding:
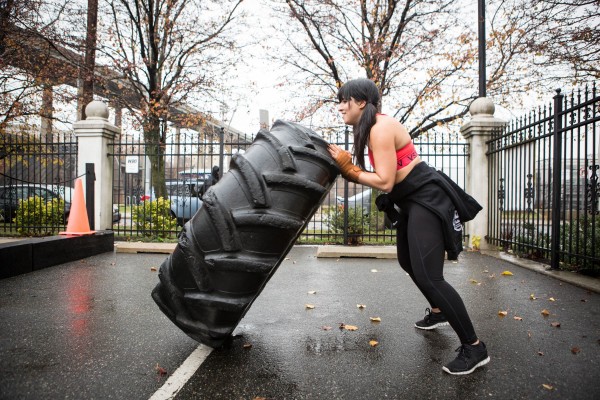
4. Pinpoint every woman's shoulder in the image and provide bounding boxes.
[373,114,407,135]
